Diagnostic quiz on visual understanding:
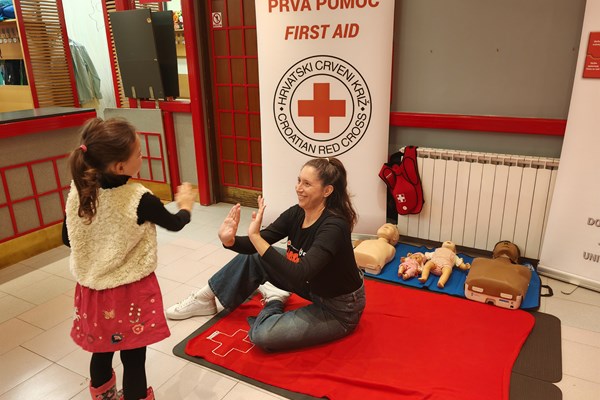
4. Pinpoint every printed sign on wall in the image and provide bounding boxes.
[256,0,395,233]
[583,32,600,78]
